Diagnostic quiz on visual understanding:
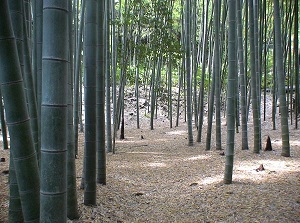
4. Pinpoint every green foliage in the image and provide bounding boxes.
[112,0,295,95]
[115,0,183,77]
